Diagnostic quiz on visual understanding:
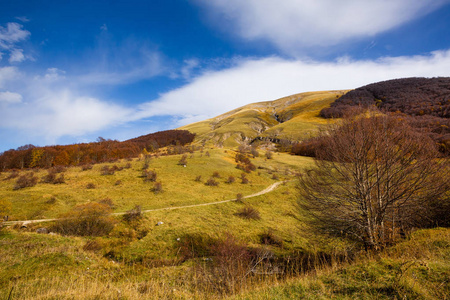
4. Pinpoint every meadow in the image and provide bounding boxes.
[1,146,449,299]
